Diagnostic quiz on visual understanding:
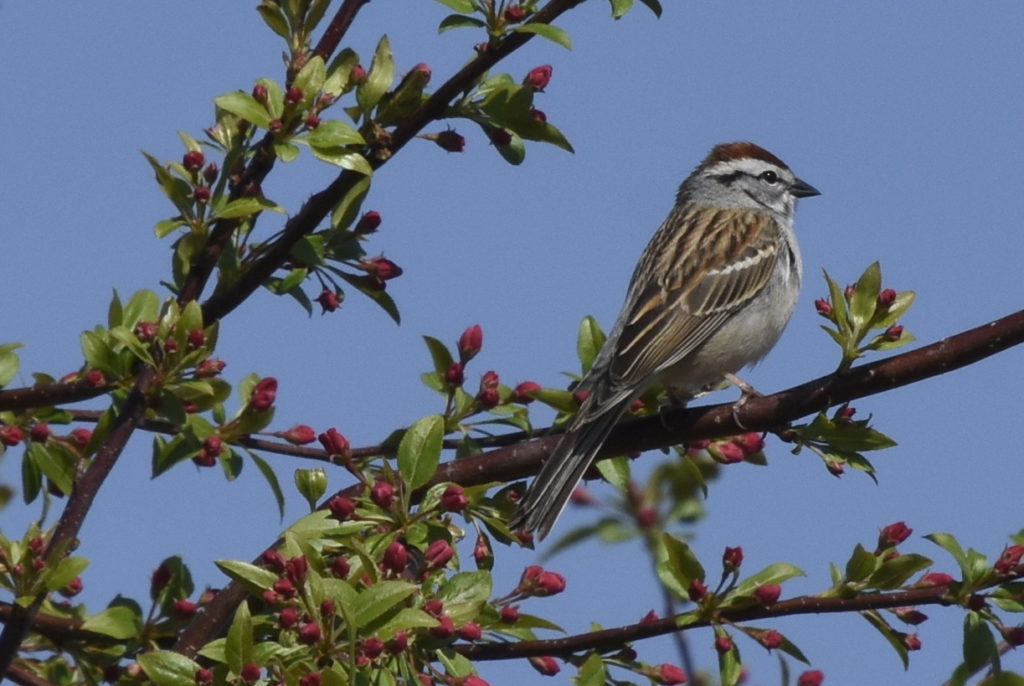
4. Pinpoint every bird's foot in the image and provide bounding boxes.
[723,372,762,430]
